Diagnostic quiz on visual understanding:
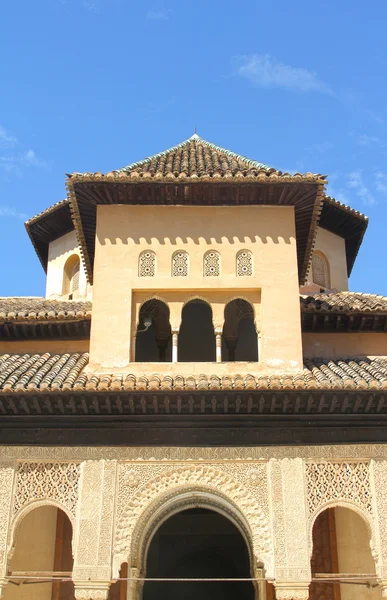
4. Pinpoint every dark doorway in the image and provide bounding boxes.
[178,300,216,362]
[143,508,254,600]
[222,299,258,361]
[135,300,172,362]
